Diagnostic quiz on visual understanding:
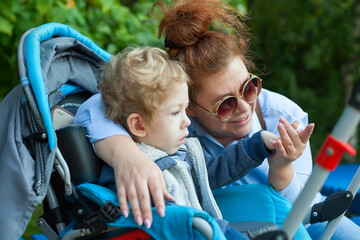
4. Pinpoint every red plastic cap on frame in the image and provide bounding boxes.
[315,135,357,171]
